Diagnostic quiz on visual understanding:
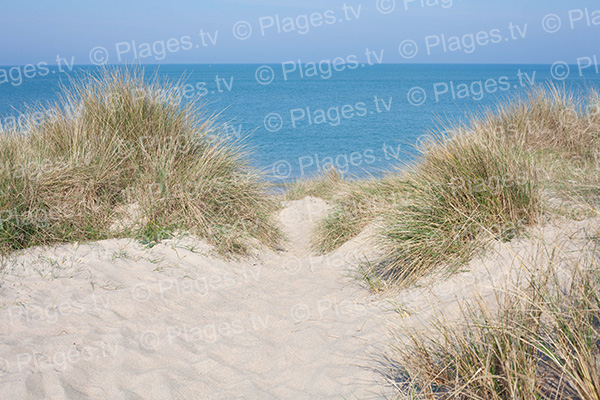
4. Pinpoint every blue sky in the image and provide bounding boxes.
[1,0,598,65]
